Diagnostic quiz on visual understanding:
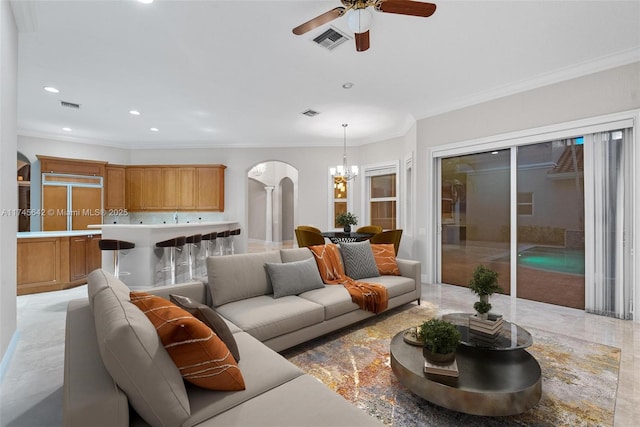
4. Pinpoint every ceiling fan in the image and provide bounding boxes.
[292,0,437,52]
